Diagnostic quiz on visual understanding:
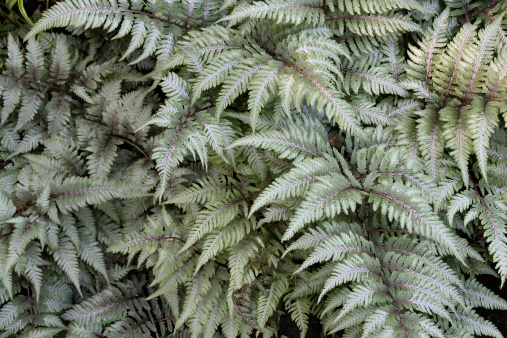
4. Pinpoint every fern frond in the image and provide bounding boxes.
[406,7,449,84]
[343,67,408,96]
[195,218,254,272]
[25,0,182,65]
[216,55,271,118]
[178,195,244,252]
[52,234,81,295]
[468,98,499,181]
[221,0,324,26]
[285,173,362,241]
[0,193,16,222]
[51,176,146,213]
[335,0,432,14]
[229,125,328,160]
[285,296,310,337]
[257,278,289,328]
[326,13,422,36]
